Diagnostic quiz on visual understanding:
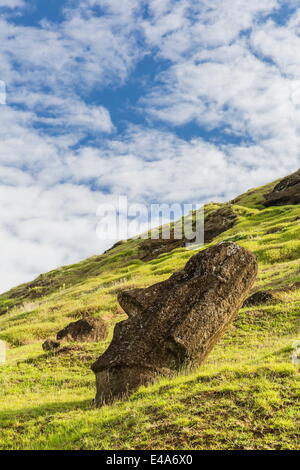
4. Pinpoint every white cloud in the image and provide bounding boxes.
[143,44,300,140]
[71,126,296,203]
[142,2,300,167]
[251,16,300,78]
[12,91,115,134]
[0,2,141,138]
[142,0,280,61]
